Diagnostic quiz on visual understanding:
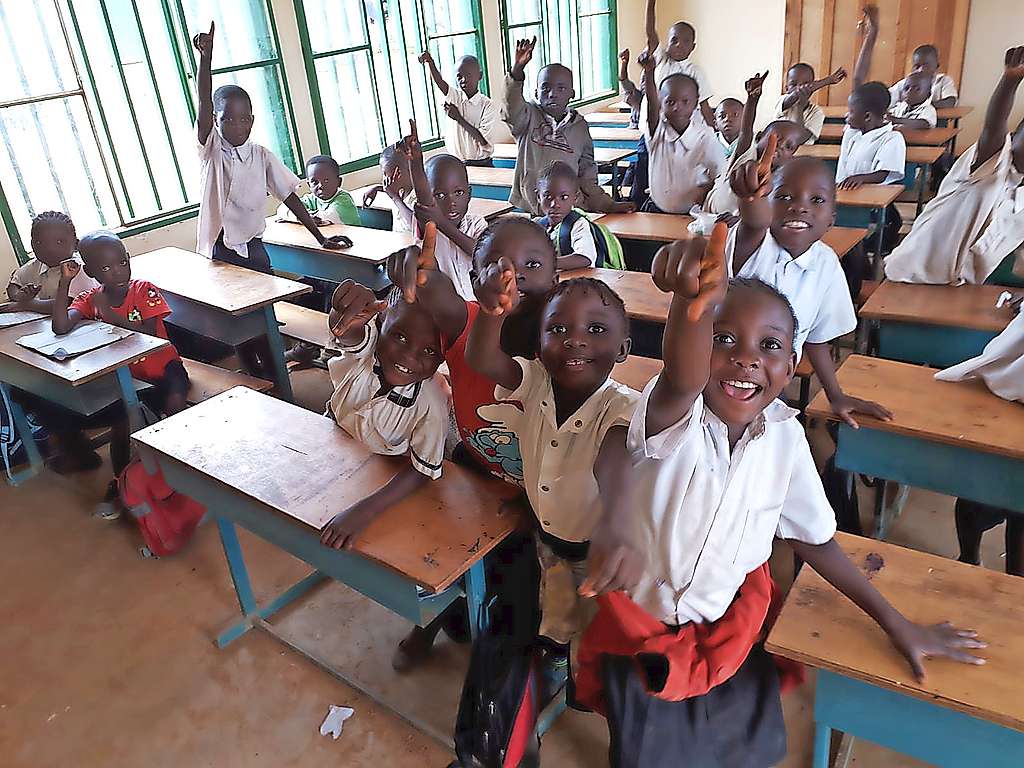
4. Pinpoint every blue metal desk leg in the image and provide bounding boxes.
[1,382,44,485]
[115,366,145,433]
[262,305,295,402]
[215,517,260,647]
[874,205,887,278]
[813,723,833,768]
[464,559,487,640]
